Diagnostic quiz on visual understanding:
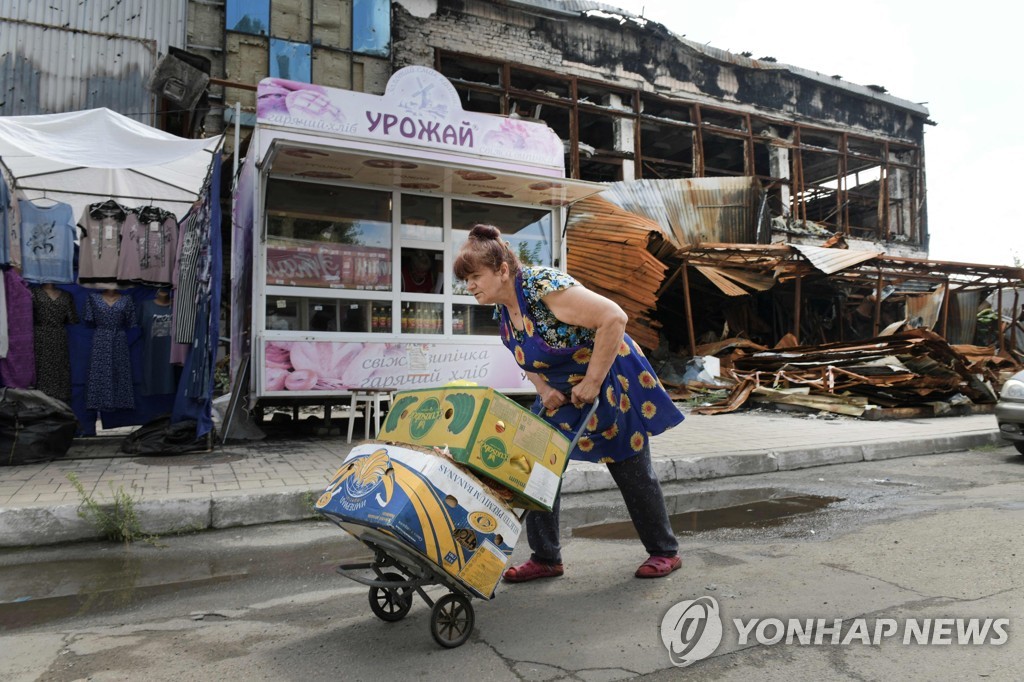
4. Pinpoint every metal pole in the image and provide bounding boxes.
[793,273,802,343]
[233,102,241,181]
[940,279,951,337]
[1011,288,1020,357]
[681,258,697,357]
[873,269,883,337]
[997,286,1005,356]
